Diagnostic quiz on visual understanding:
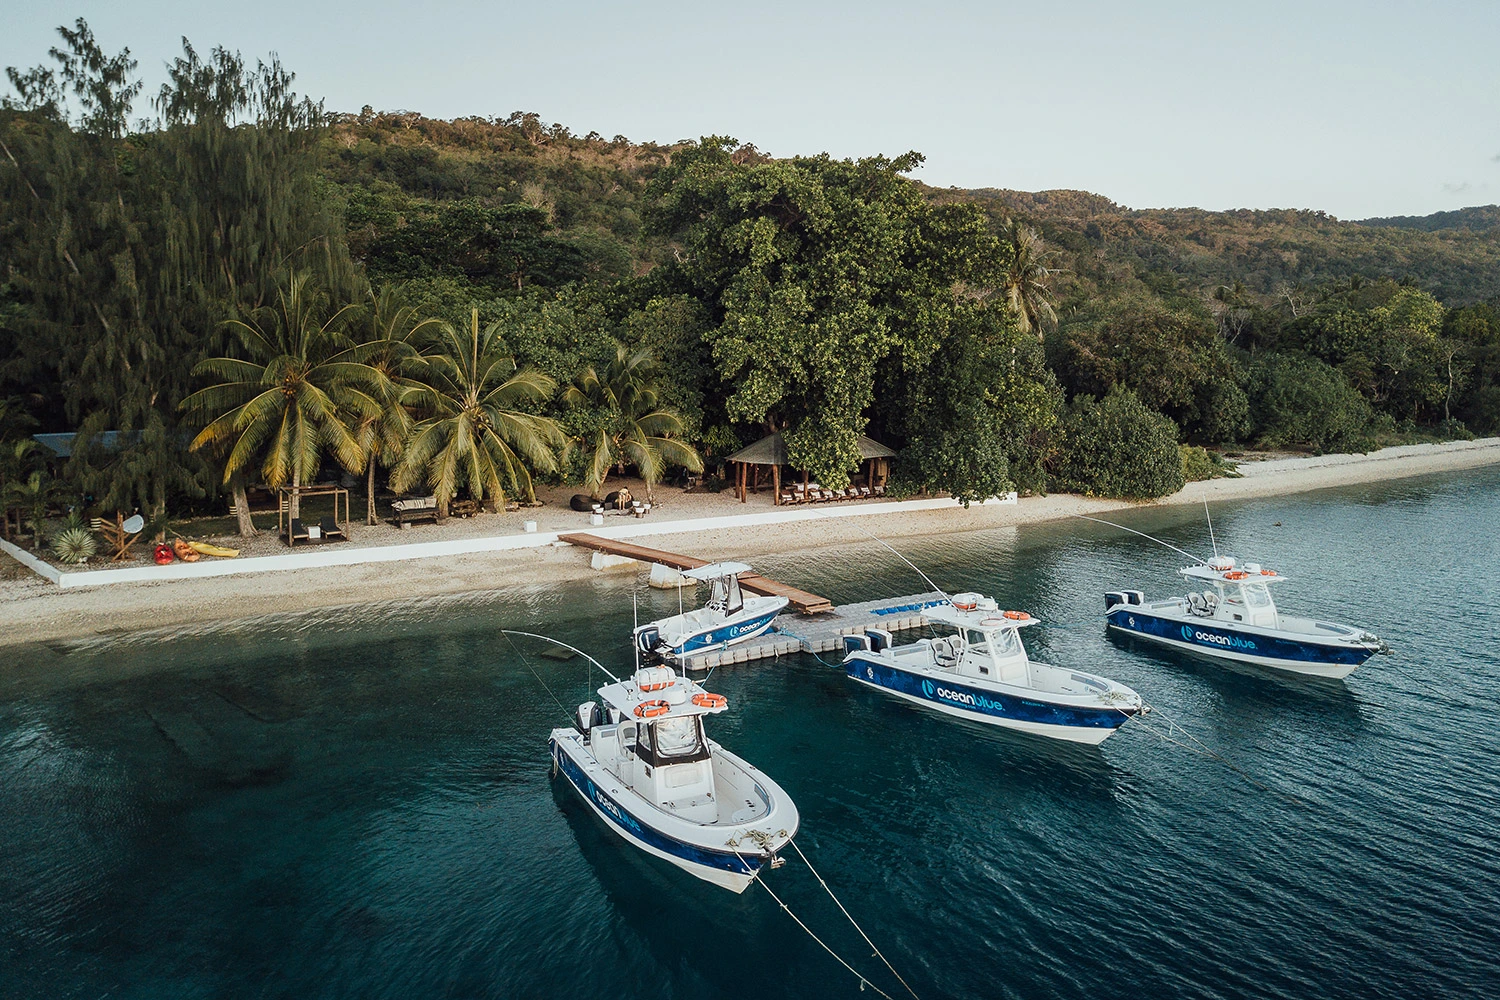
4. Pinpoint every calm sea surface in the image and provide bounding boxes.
[3,468,1499,999]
